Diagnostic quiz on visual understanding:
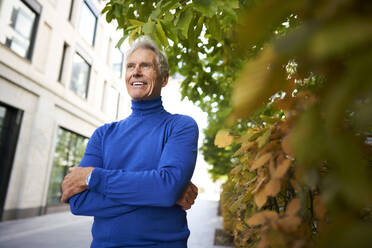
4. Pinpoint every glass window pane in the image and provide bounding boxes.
[13,6,35,40]
[70,53,90,98]
[6,36,29,57]
[47,128,88,205]
[0,106,6,147]
[107,86,119,119]
[78,2,97,45]
[111,48,123,77]
[3,0,37,58]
